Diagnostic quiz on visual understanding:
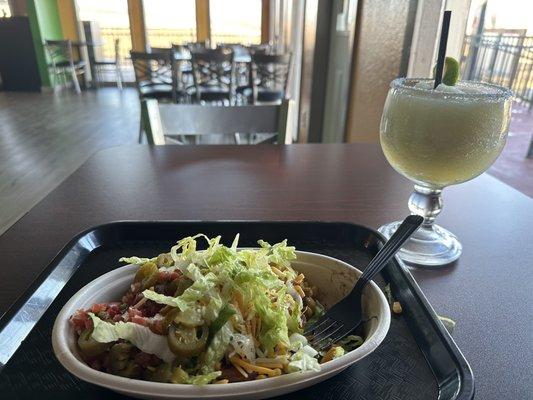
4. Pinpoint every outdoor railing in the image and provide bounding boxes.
[95,27,260,83]
[461,32,533,108]
[99,27,134,82]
